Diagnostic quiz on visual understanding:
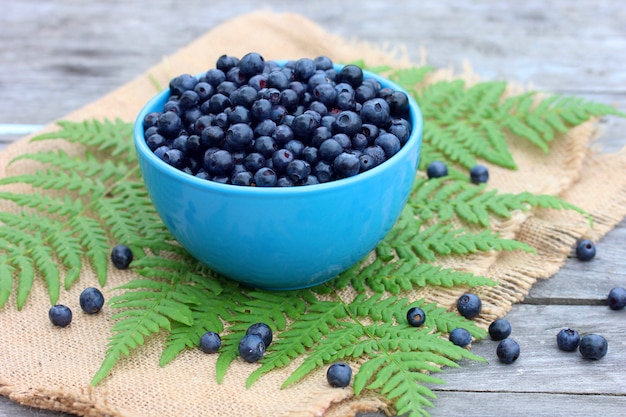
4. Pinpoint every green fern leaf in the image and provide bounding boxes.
[0,261,13,307]
[30,119,135,162]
